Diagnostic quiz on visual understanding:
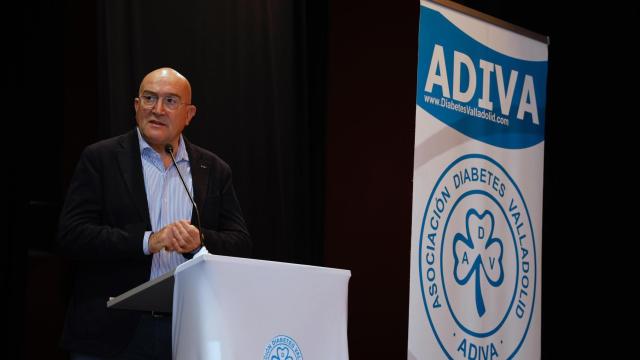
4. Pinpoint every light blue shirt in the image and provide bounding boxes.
[137,128,193,279]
